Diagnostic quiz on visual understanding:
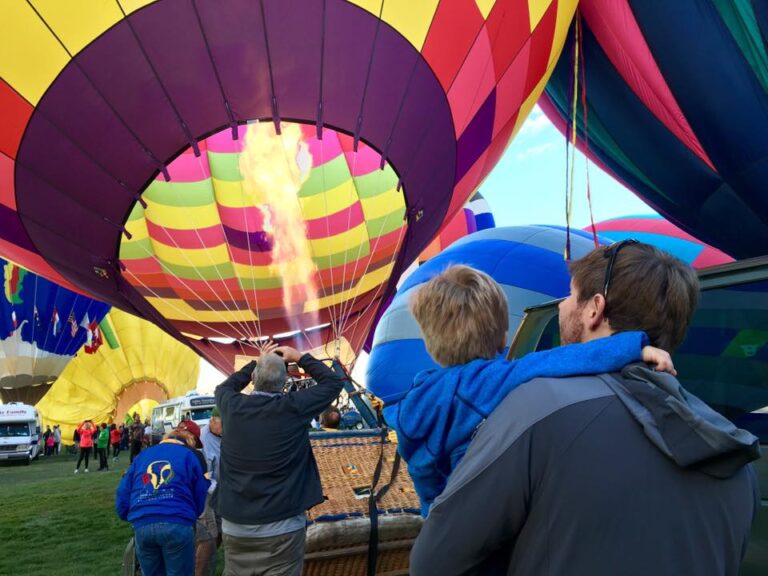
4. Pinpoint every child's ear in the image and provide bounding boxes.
[498,330,508,354]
